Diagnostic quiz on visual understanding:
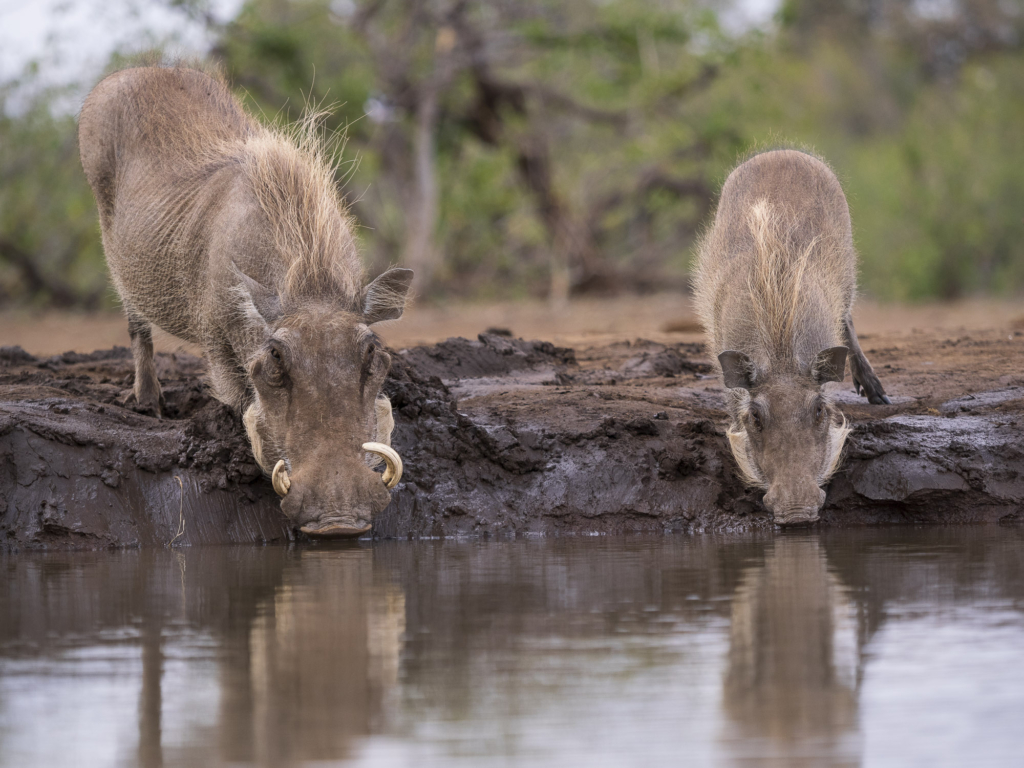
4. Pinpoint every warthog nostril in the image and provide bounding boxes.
[362,442,403,488]
[763,486,825,522]
[774,509,820,526]
[272,459,291,497]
